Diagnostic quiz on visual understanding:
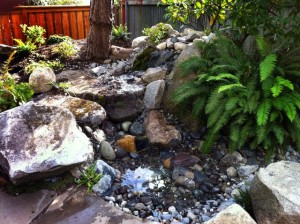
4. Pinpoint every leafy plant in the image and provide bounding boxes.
[142,23,169,45]
[173,35,300,157]
[234,187,255,219]
[0,51,34,112]
[14,39,36,55]
[25,0,84,5]
[25,59,64,74]
[47,34,72,45]
[75,163,103,194]
[52,40,78,58]
[112,24,130,41]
